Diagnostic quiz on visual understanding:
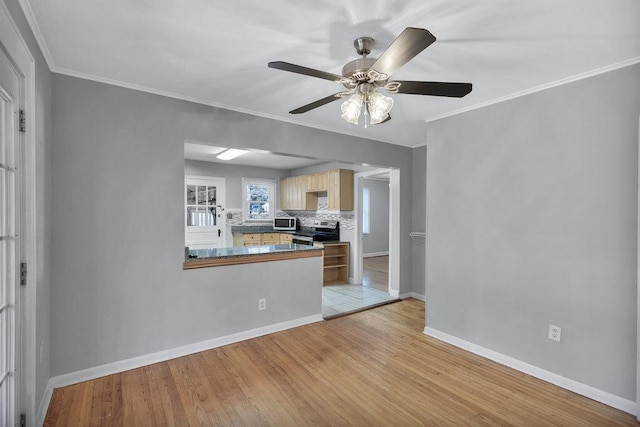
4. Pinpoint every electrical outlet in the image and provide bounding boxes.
[548,324,561,342]
[258,298,266,311]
